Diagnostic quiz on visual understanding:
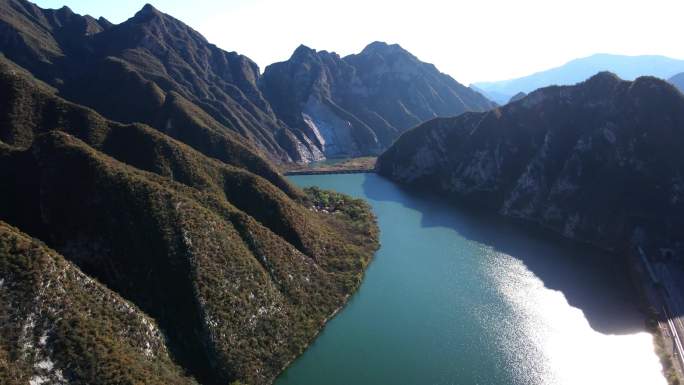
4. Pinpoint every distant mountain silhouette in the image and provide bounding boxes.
[670,72,684,93]
[261,42,494,158]
[473,54,684,104]
[508,91,527,104]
